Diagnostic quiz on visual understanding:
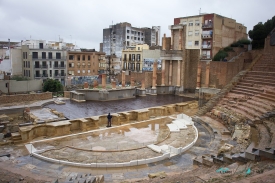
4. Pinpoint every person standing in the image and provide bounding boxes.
[107,113,112,127]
